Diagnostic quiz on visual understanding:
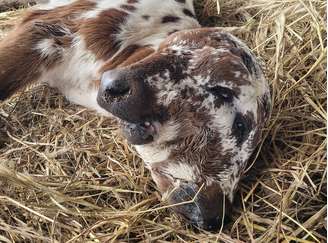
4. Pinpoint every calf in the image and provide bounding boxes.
[0,0,271,230]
